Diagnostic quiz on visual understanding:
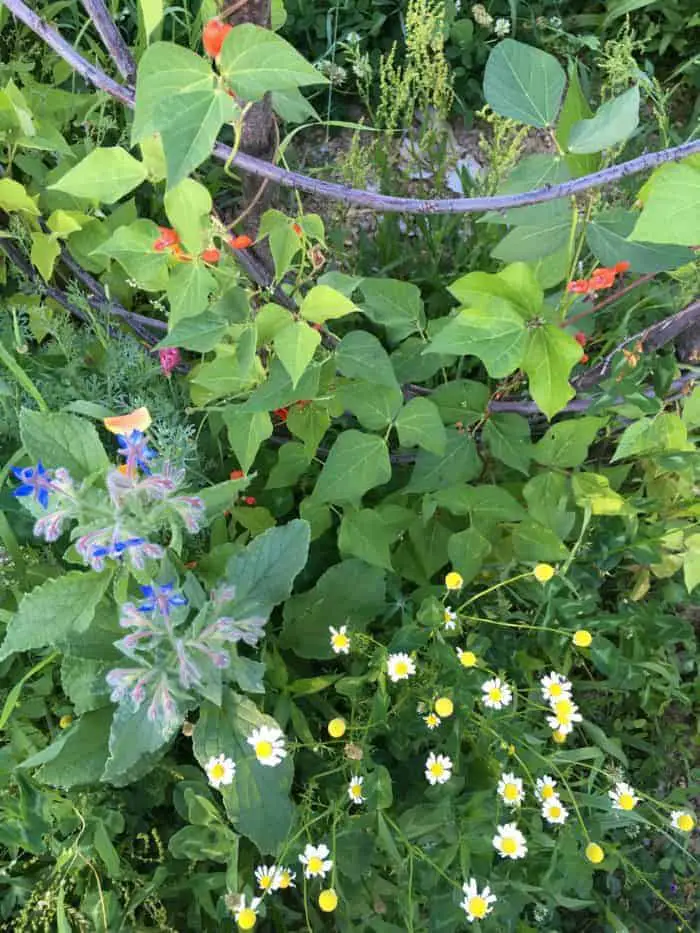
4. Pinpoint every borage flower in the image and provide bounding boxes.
[139,582,187,617]
[116,430,157,475]
[299,843,333,879]
[461,878,496,923]
[12,461,54,509]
